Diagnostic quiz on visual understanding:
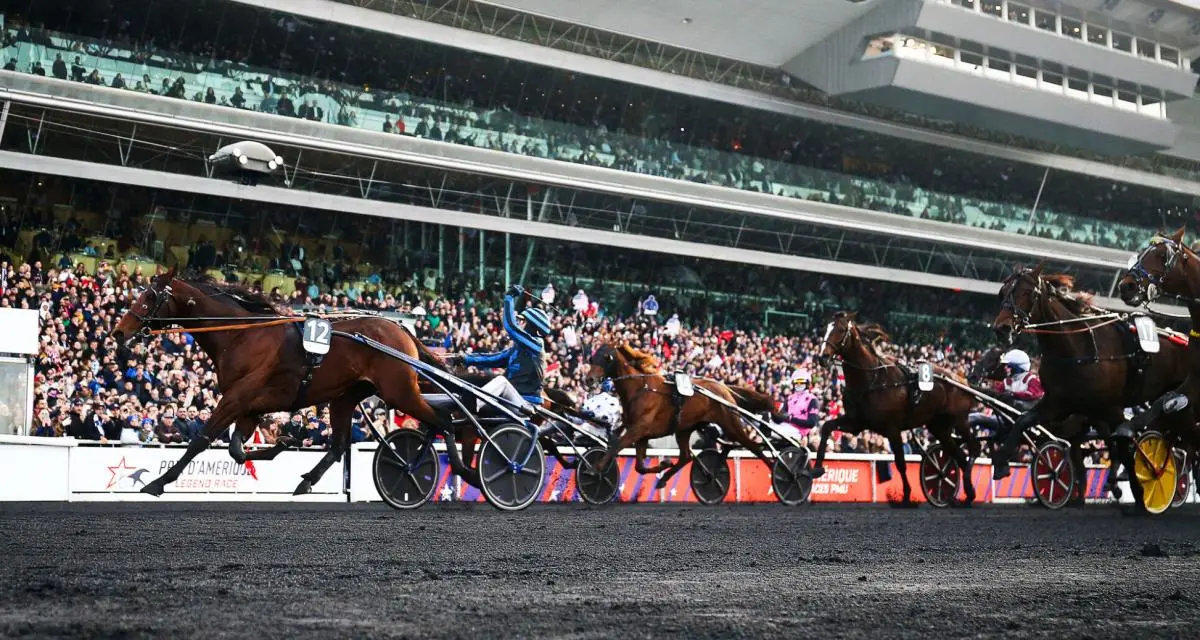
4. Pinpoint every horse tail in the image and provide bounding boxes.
[544,387,578,411]
[404,326,448,372]
[727,385,776,414]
